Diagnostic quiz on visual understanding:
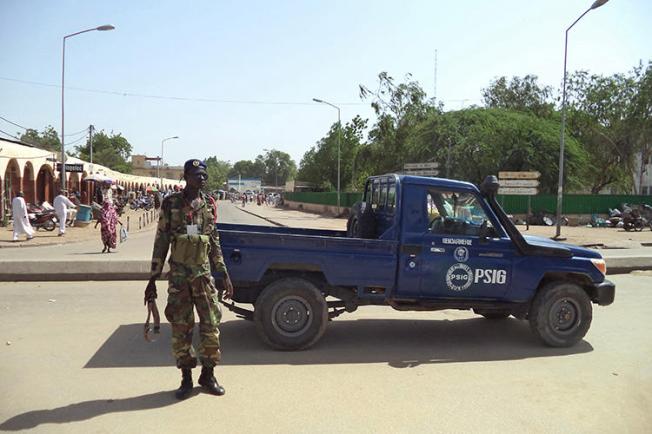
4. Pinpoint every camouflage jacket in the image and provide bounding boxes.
[150,191,227,281]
